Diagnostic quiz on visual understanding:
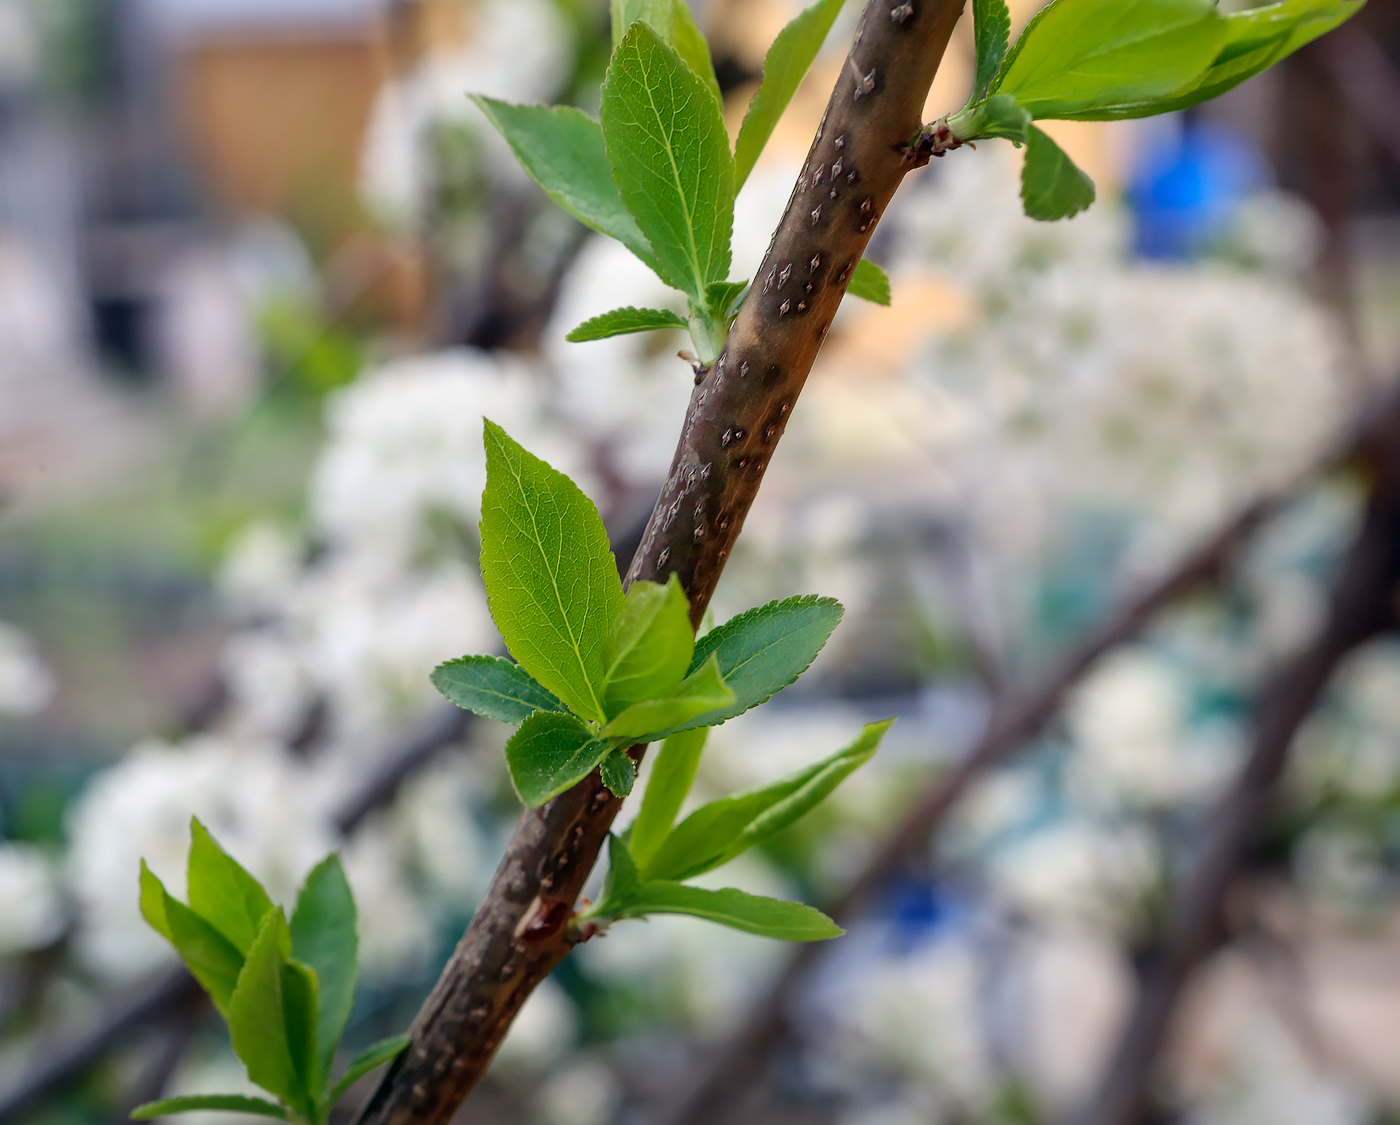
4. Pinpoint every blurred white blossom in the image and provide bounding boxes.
[0,621,54,715]
[0,843,64,955]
